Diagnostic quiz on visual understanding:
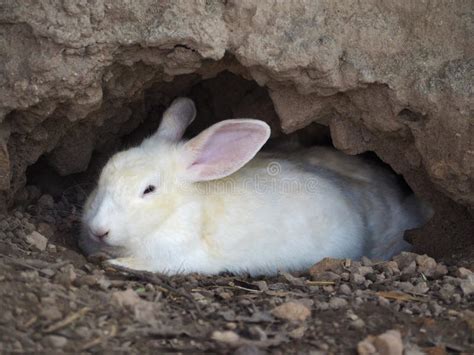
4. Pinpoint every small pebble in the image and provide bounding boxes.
[272,301,311,322]
[329,297,348,309]
[45,335,67,348]
[351,273,366,285]
[339,284,352,295]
